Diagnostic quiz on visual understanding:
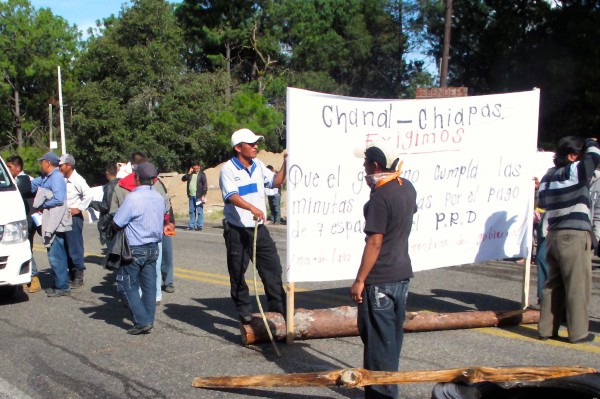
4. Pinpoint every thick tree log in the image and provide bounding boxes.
[241,307,540,345]
[192,365,596,389]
